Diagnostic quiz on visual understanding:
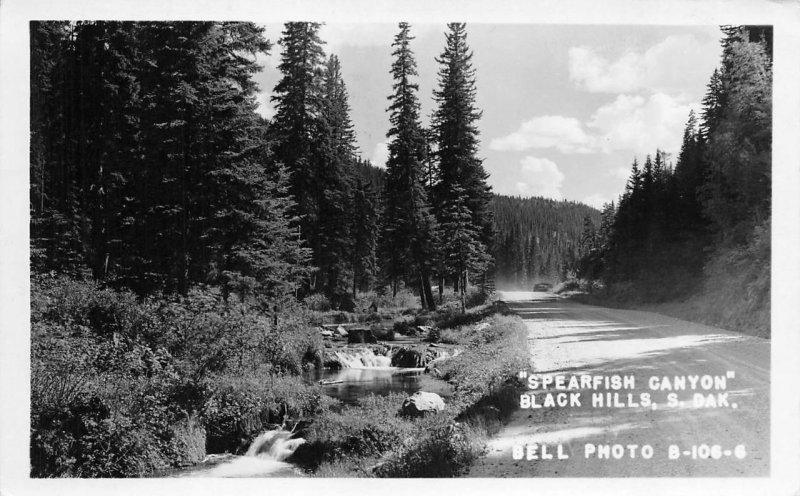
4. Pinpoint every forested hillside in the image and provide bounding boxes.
[576,26,772,337]
[492,195,600,289]
[30,21,495,310]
